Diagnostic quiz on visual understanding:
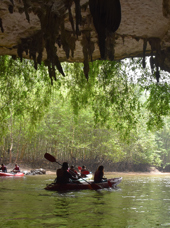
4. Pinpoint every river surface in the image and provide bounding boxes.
[0,173,170,228]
